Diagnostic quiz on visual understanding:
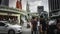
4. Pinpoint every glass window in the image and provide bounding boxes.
[0,0,2,4]
[0,22,5,26]
[1,0,9,6]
